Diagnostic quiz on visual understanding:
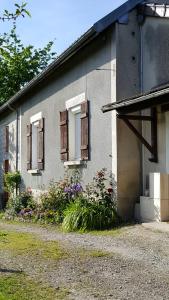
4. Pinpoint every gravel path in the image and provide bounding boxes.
[0,222,169,300]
